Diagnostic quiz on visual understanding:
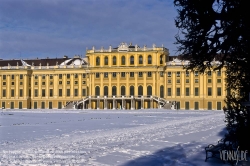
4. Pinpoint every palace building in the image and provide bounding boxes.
[0,42,226,110]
